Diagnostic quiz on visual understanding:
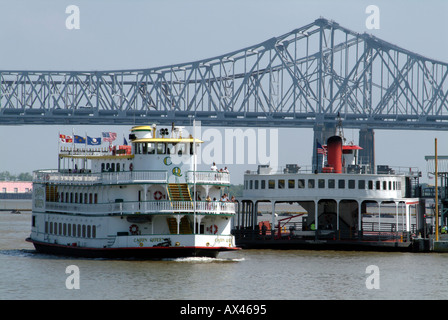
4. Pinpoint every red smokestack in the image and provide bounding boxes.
[327,136,343,173]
